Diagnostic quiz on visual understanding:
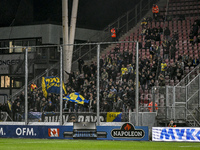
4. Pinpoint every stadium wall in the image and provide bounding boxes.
[0,24,107,44]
